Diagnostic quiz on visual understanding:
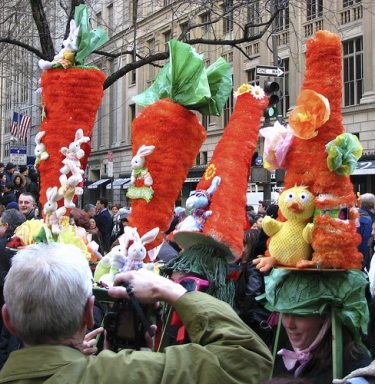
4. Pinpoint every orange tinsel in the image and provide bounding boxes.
[37,68,105,209]
[197,91,268,259]
[128,99,206,250]
[312,215,362,269]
